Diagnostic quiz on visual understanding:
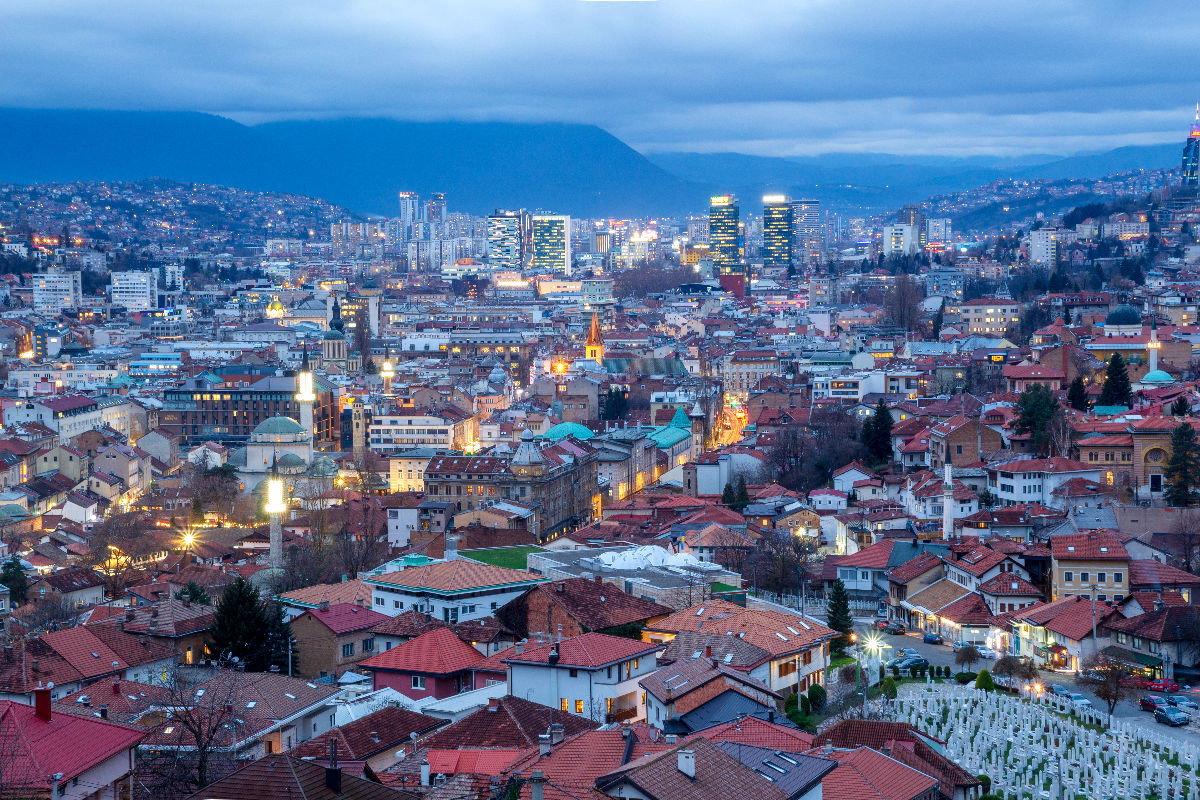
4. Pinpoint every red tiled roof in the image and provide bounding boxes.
[978,573,1042,596]
[1128,559,1200,589]
[1050,532,1128,561]
[691,715,814,750]
[1015,596,1122,641]
[420,696,596,751]
[505,632,658,669]
[289,706,446,760]
[887,553,944,585]
[366,560,547,594]
[835,540,896,569]
[936,592,993,626]
[0,698,145,786]
[359,627,482,675]
[816,746,939,800]
[298,603,390,635]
